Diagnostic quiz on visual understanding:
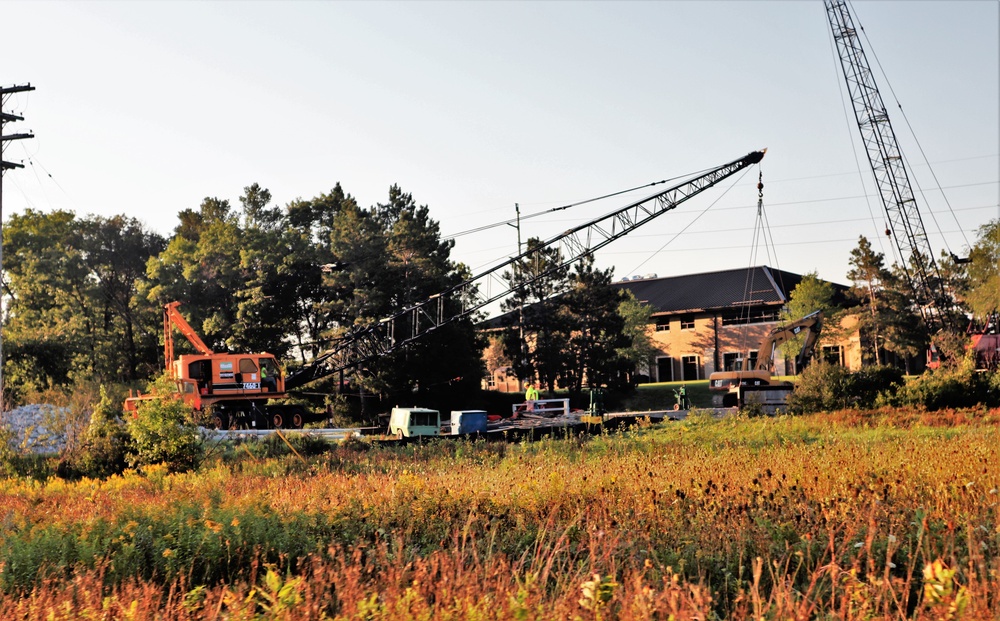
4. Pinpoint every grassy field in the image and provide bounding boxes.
[0,408,996,620]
